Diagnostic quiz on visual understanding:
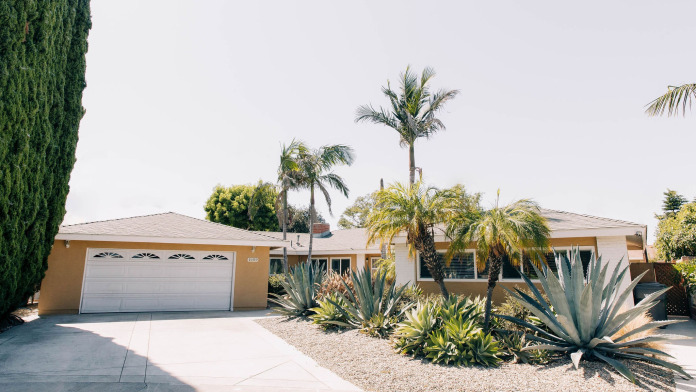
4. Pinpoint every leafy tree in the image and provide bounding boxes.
[662,189,688,216]
[251,140,308,272]
[295,144,355,261]
[646,83,696,117]
[0,1,91,319]
[446,191,550,330]
[356,66,458,184]
[655,203,696,261]
[366,180,478,297]
[338,193,375,229]
[286,205,325,234]
[204,184,279,231]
